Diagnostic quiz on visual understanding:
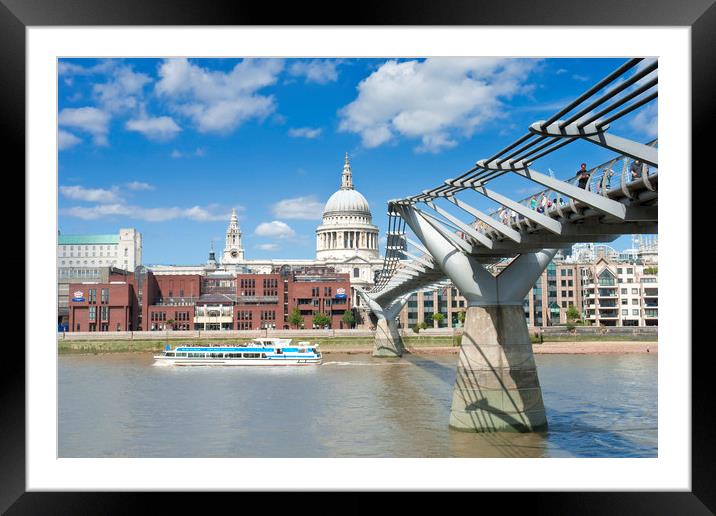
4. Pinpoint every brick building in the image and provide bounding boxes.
[67,265,351,332]
[68,269,139,332]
